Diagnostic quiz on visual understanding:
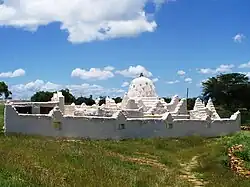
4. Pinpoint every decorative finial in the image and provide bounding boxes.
[139,73,144,77]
